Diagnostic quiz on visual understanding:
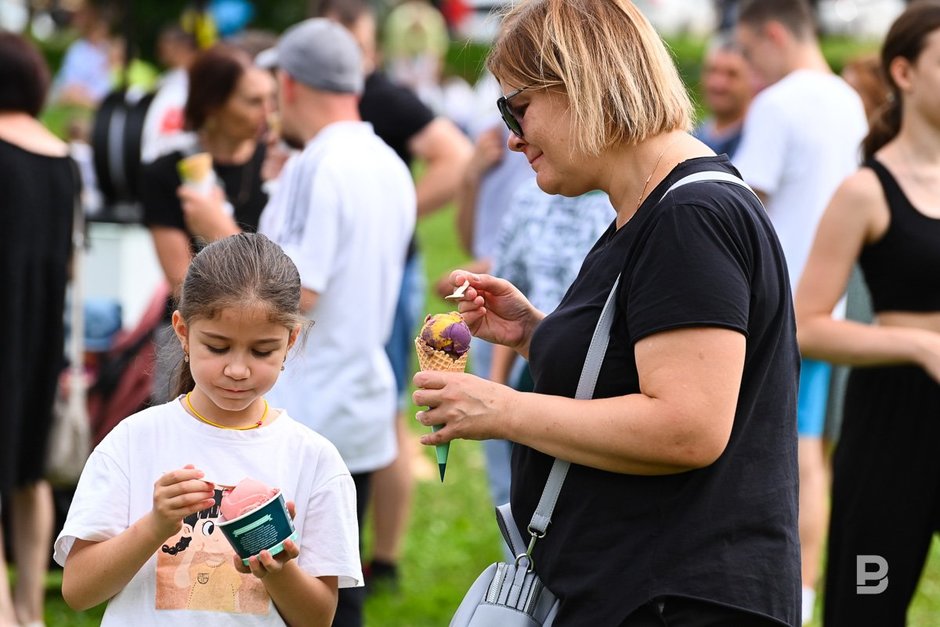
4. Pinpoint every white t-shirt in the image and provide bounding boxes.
[54,400,362,626]
[259,121,416,474]
[734,69,867,311]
